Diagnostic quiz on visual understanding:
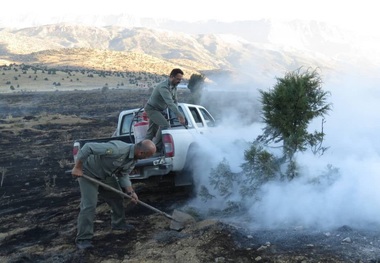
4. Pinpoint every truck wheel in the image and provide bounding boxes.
[175,145,198,188]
